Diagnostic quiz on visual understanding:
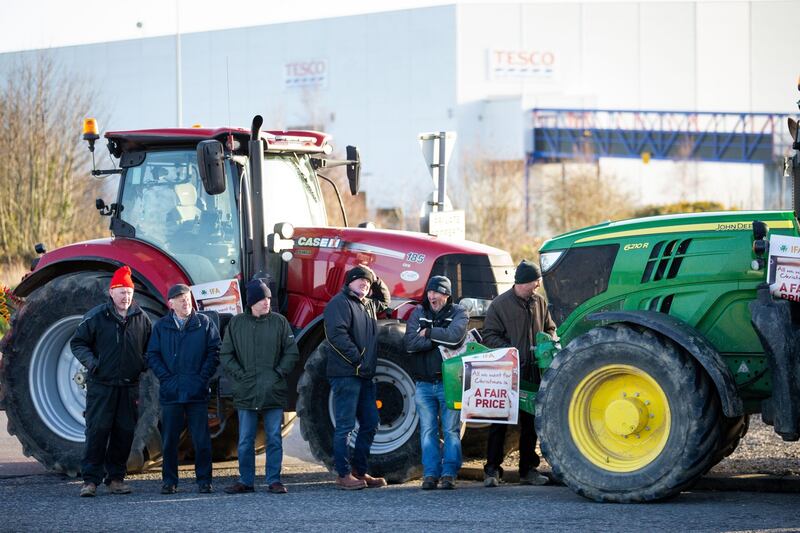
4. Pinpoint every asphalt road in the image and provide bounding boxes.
[2,412,800,532]
[2,465,800,532]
